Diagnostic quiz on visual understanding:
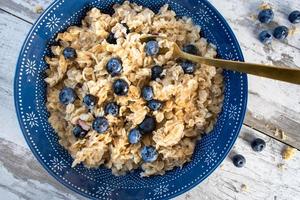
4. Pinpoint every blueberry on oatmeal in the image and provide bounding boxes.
[145,40,159,56]
[106,32,117,44]
[151,65,164,80]
[258,30,272,44]
[106,58,123,76]
[128,128,142,144]
[180,60,196,74]
[141,146,158,162]
[105,102,119,116]
[73,125,88,138]
[122,23,130,34]
[113,79,129,96]
[273,26,289,40]
[288,10,300,24]
[83,94,98,109]
[92,117,109,133]
[142,86,154,101]
[139,116,156,134]
[147,99,163,111]
[258,9,274,23]
[63,47,77,60]
[182,44,198,55]
[59,87,77,105]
